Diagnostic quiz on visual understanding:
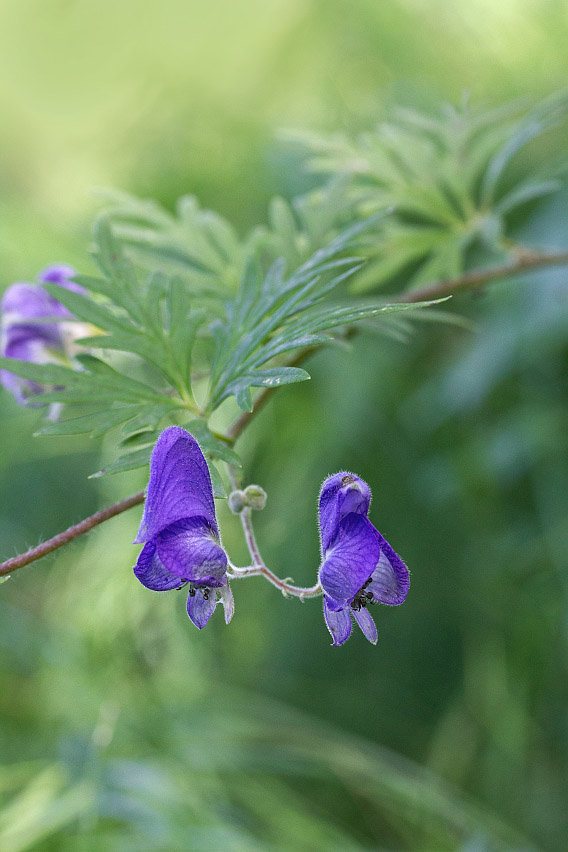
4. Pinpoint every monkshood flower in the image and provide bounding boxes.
[0,264,83,405]
[134,427,234,629]
[318,472,409,646]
